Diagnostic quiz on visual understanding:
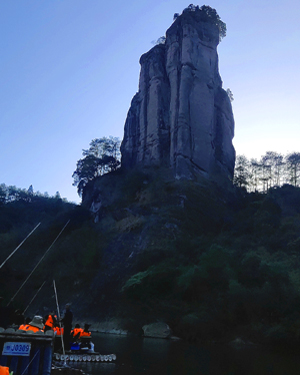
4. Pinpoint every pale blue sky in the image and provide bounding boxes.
[1,0,299,203]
